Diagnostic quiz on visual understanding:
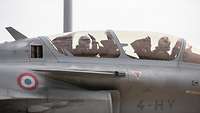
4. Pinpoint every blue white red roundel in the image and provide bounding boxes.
[17,73,38,90]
